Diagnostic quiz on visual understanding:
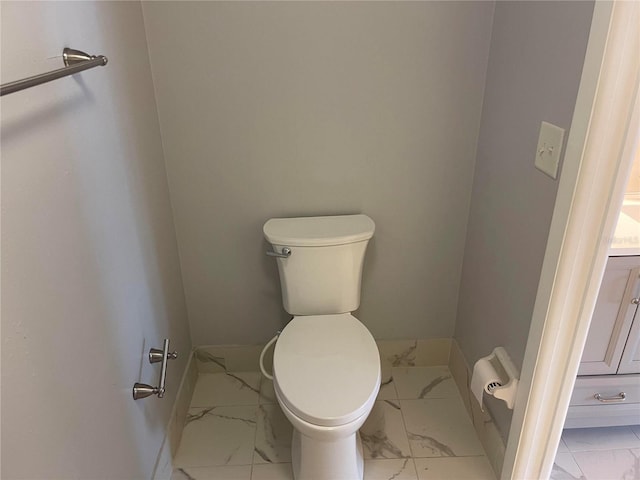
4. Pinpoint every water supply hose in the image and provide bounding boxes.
[260,331,280,380]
